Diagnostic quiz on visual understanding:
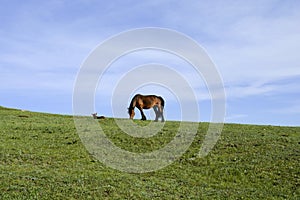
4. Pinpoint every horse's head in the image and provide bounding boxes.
[128,108,135,119]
